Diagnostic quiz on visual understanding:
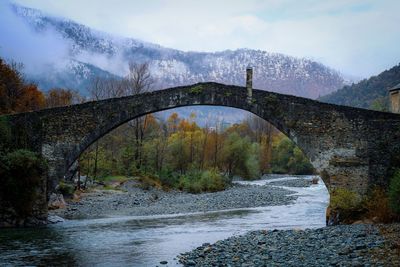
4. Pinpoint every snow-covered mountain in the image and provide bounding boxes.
[9,4,345,99]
